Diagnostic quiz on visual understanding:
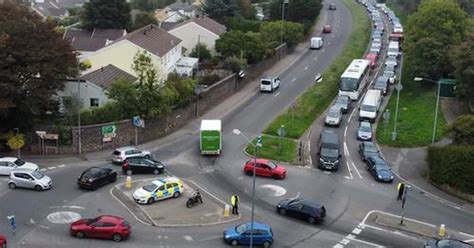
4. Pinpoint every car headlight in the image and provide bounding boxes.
[225,235,230,239]
[378,175,382,179]
[319,158,324,162]
[88,179,93,182]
